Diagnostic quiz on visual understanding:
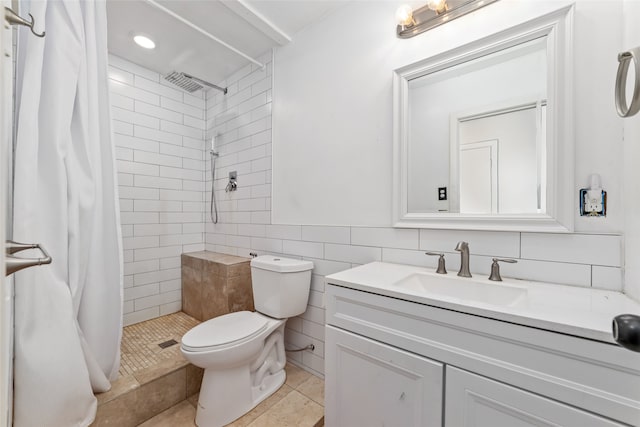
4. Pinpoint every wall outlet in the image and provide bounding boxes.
[438,187,447,201]
[580,189,606,217]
